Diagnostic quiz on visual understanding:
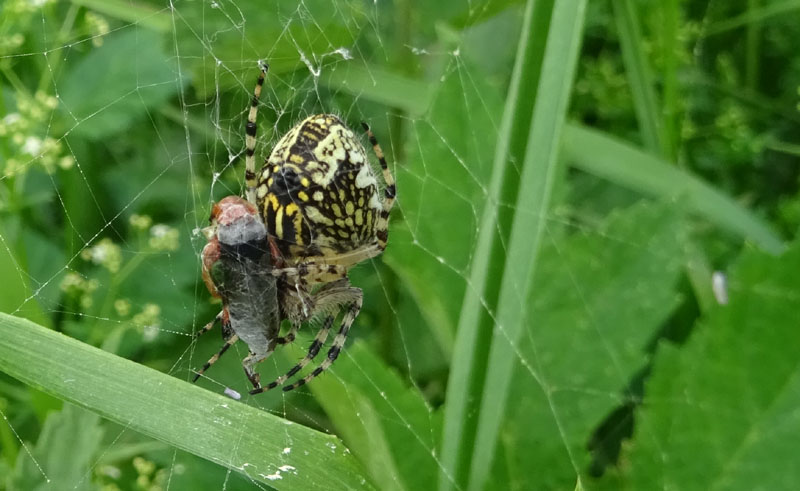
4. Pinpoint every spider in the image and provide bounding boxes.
[194,62,396,394]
